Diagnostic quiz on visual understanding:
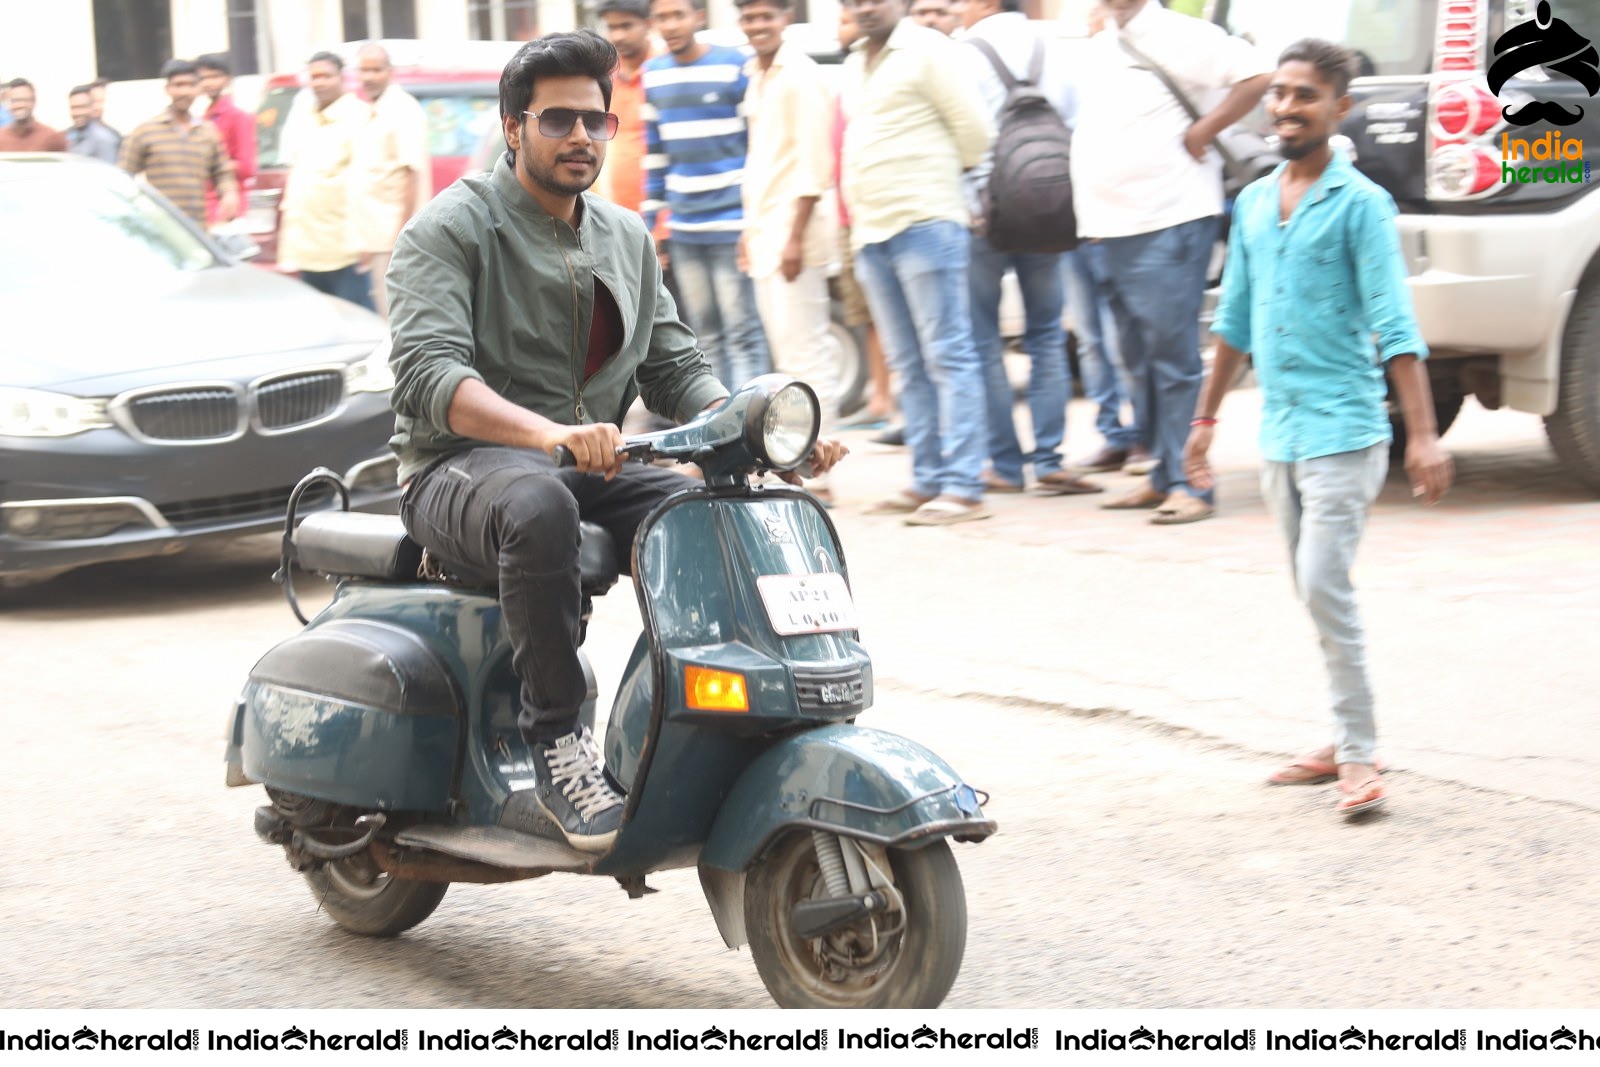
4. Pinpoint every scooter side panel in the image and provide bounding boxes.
[697,724,996,873]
